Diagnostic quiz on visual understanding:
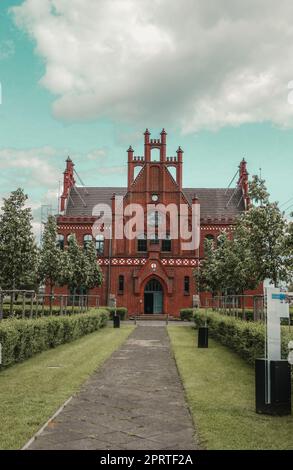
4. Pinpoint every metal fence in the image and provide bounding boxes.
[0,290,100,320]
[204,294,265,321]
[204,294,292,325]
